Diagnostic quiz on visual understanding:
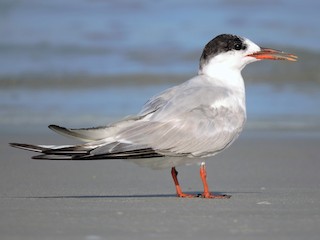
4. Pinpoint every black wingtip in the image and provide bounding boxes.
[9,143,46,152]
[32,154,74,160]
[48,124,71,135]
[48,124,61,130]
[9,142,28,149]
